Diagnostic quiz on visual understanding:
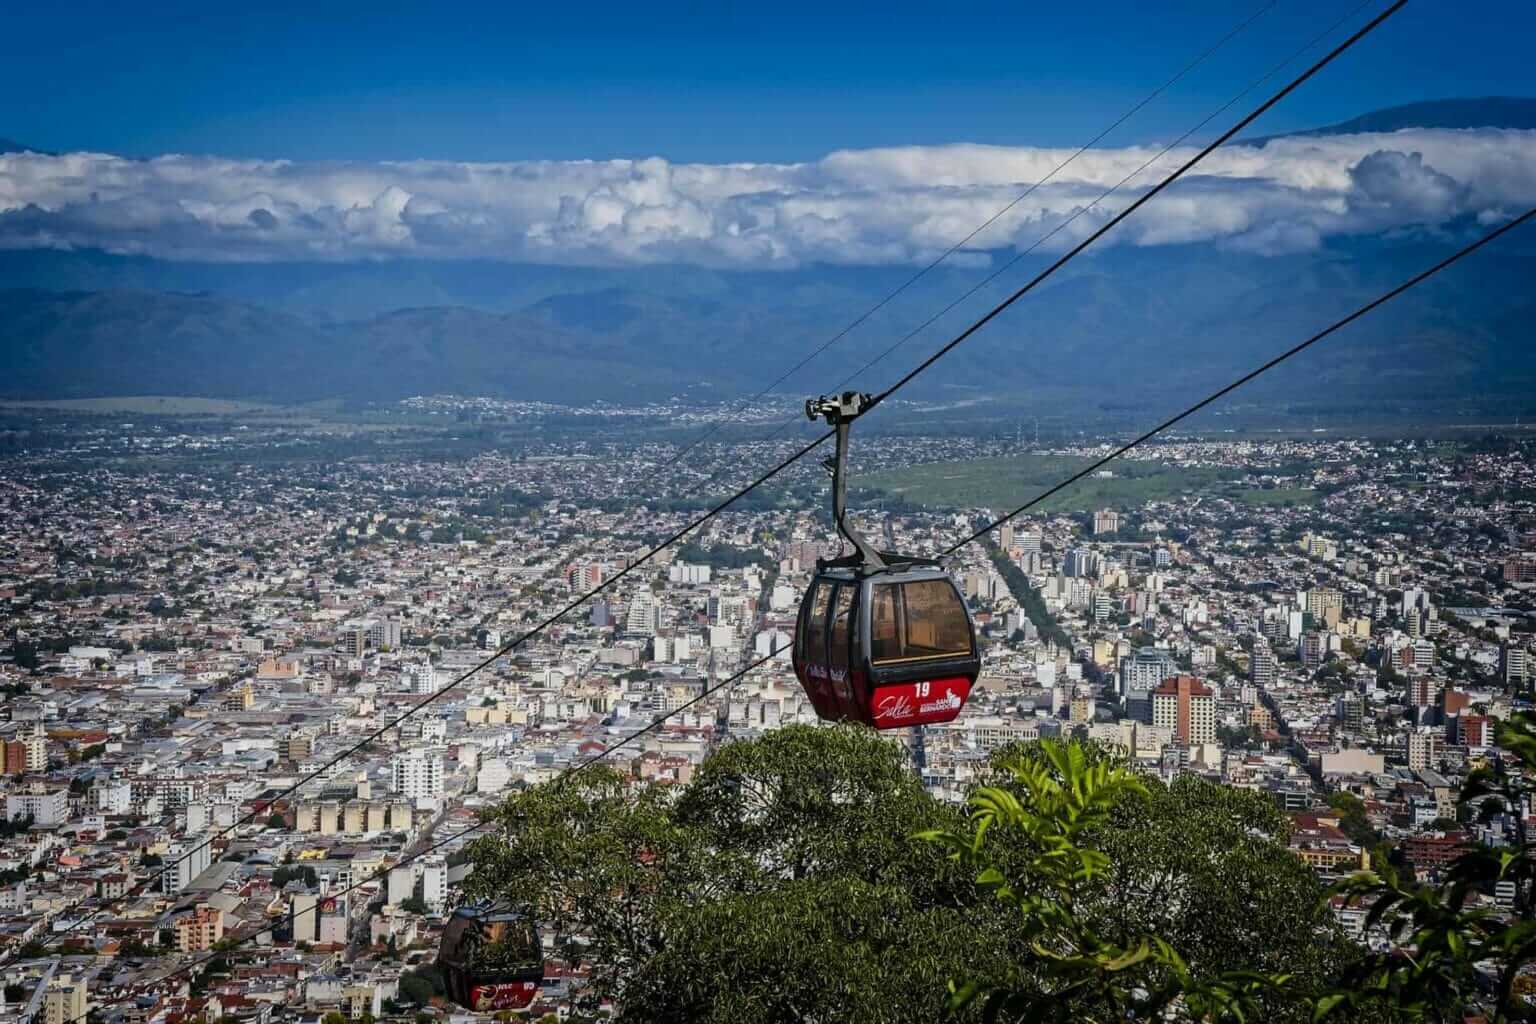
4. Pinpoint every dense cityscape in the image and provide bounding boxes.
[3,405,1535,1021]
